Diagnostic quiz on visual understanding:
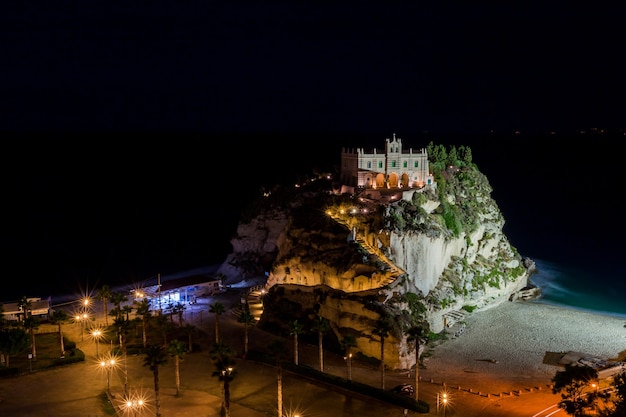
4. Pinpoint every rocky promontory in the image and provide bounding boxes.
[218,146,537,370]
